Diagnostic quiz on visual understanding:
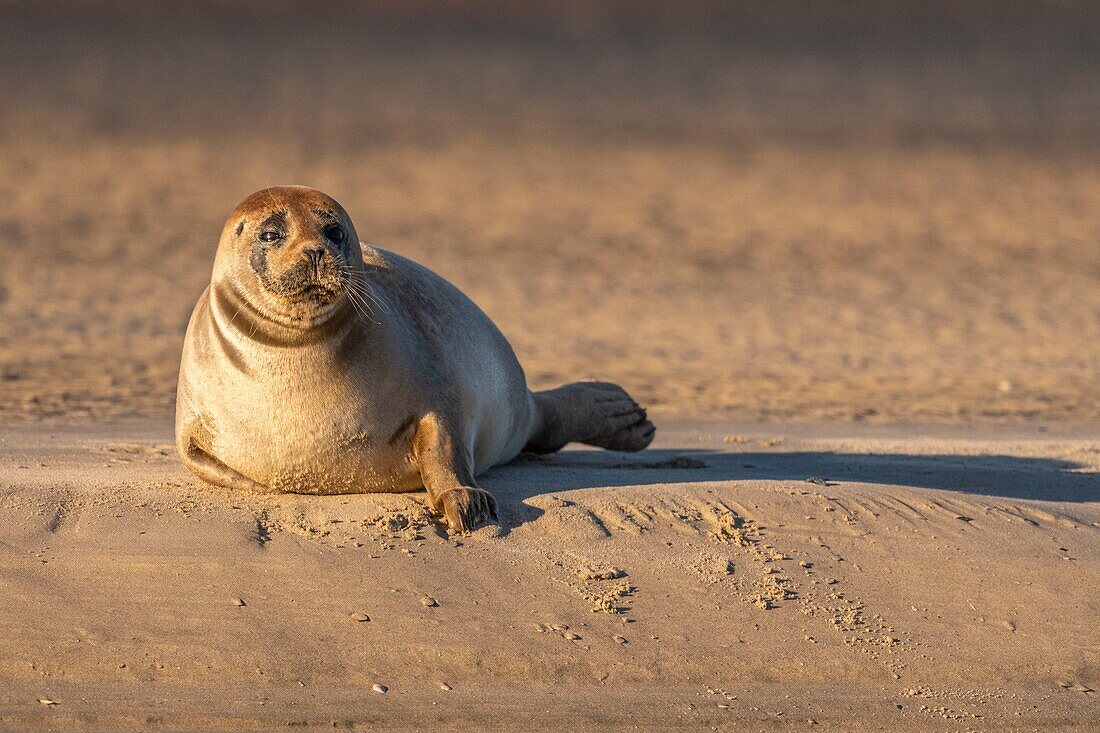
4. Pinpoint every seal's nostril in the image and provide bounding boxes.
[305,247,325,275]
